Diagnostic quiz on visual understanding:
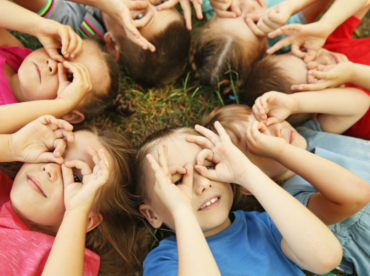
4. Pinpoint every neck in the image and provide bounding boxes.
[203,217,231,237]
